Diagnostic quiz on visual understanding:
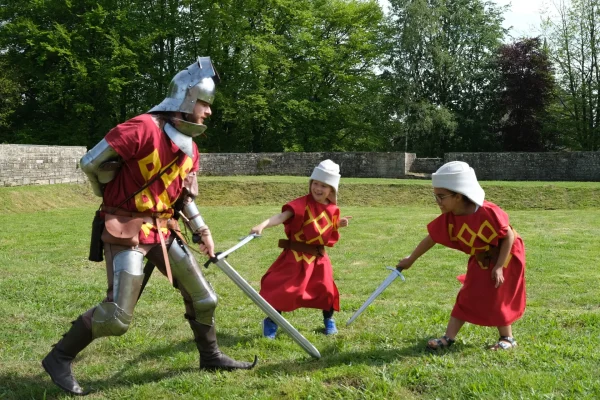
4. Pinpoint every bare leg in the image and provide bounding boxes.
[497,325,513,338]
[445,316,465,340]
[427,316,465,349]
